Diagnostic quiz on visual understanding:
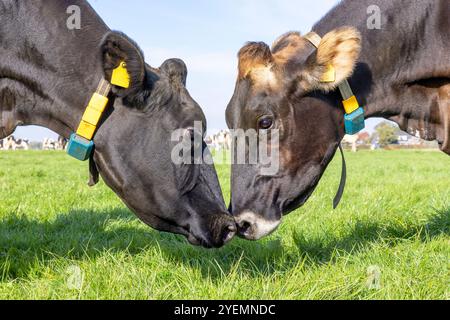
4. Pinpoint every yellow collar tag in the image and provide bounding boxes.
[76,60,130,141]
[68,62,130,161]
[111,62,130,89]
[76,79,111,140]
